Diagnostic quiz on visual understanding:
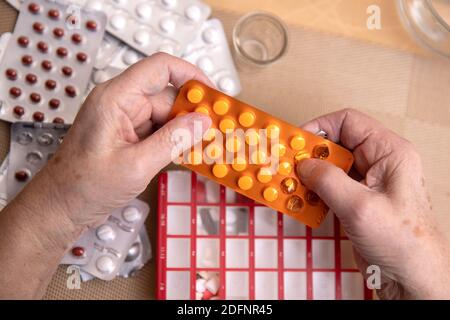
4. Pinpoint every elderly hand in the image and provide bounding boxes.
[297,109,450,299]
